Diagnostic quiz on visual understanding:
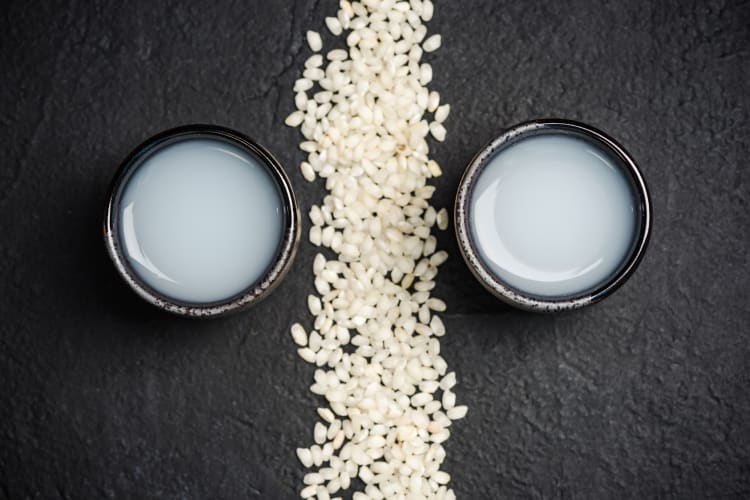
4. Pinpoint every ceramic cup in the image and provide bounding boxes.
[104,124,300,317]
[454,119,652,312]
